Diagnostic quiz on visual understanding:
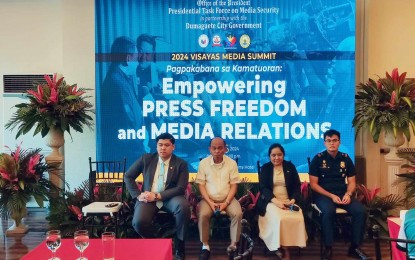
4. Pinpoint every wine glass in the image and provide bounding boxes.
[45,230,61,260]
[74,230,89,260]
